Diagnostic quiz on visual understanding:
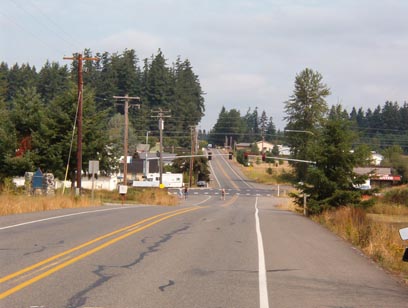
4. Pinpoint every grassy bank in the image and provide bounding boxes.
[0,188,178,216]
[237,160,295,185]
[237,161,408,284]
[314,204,408,283]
